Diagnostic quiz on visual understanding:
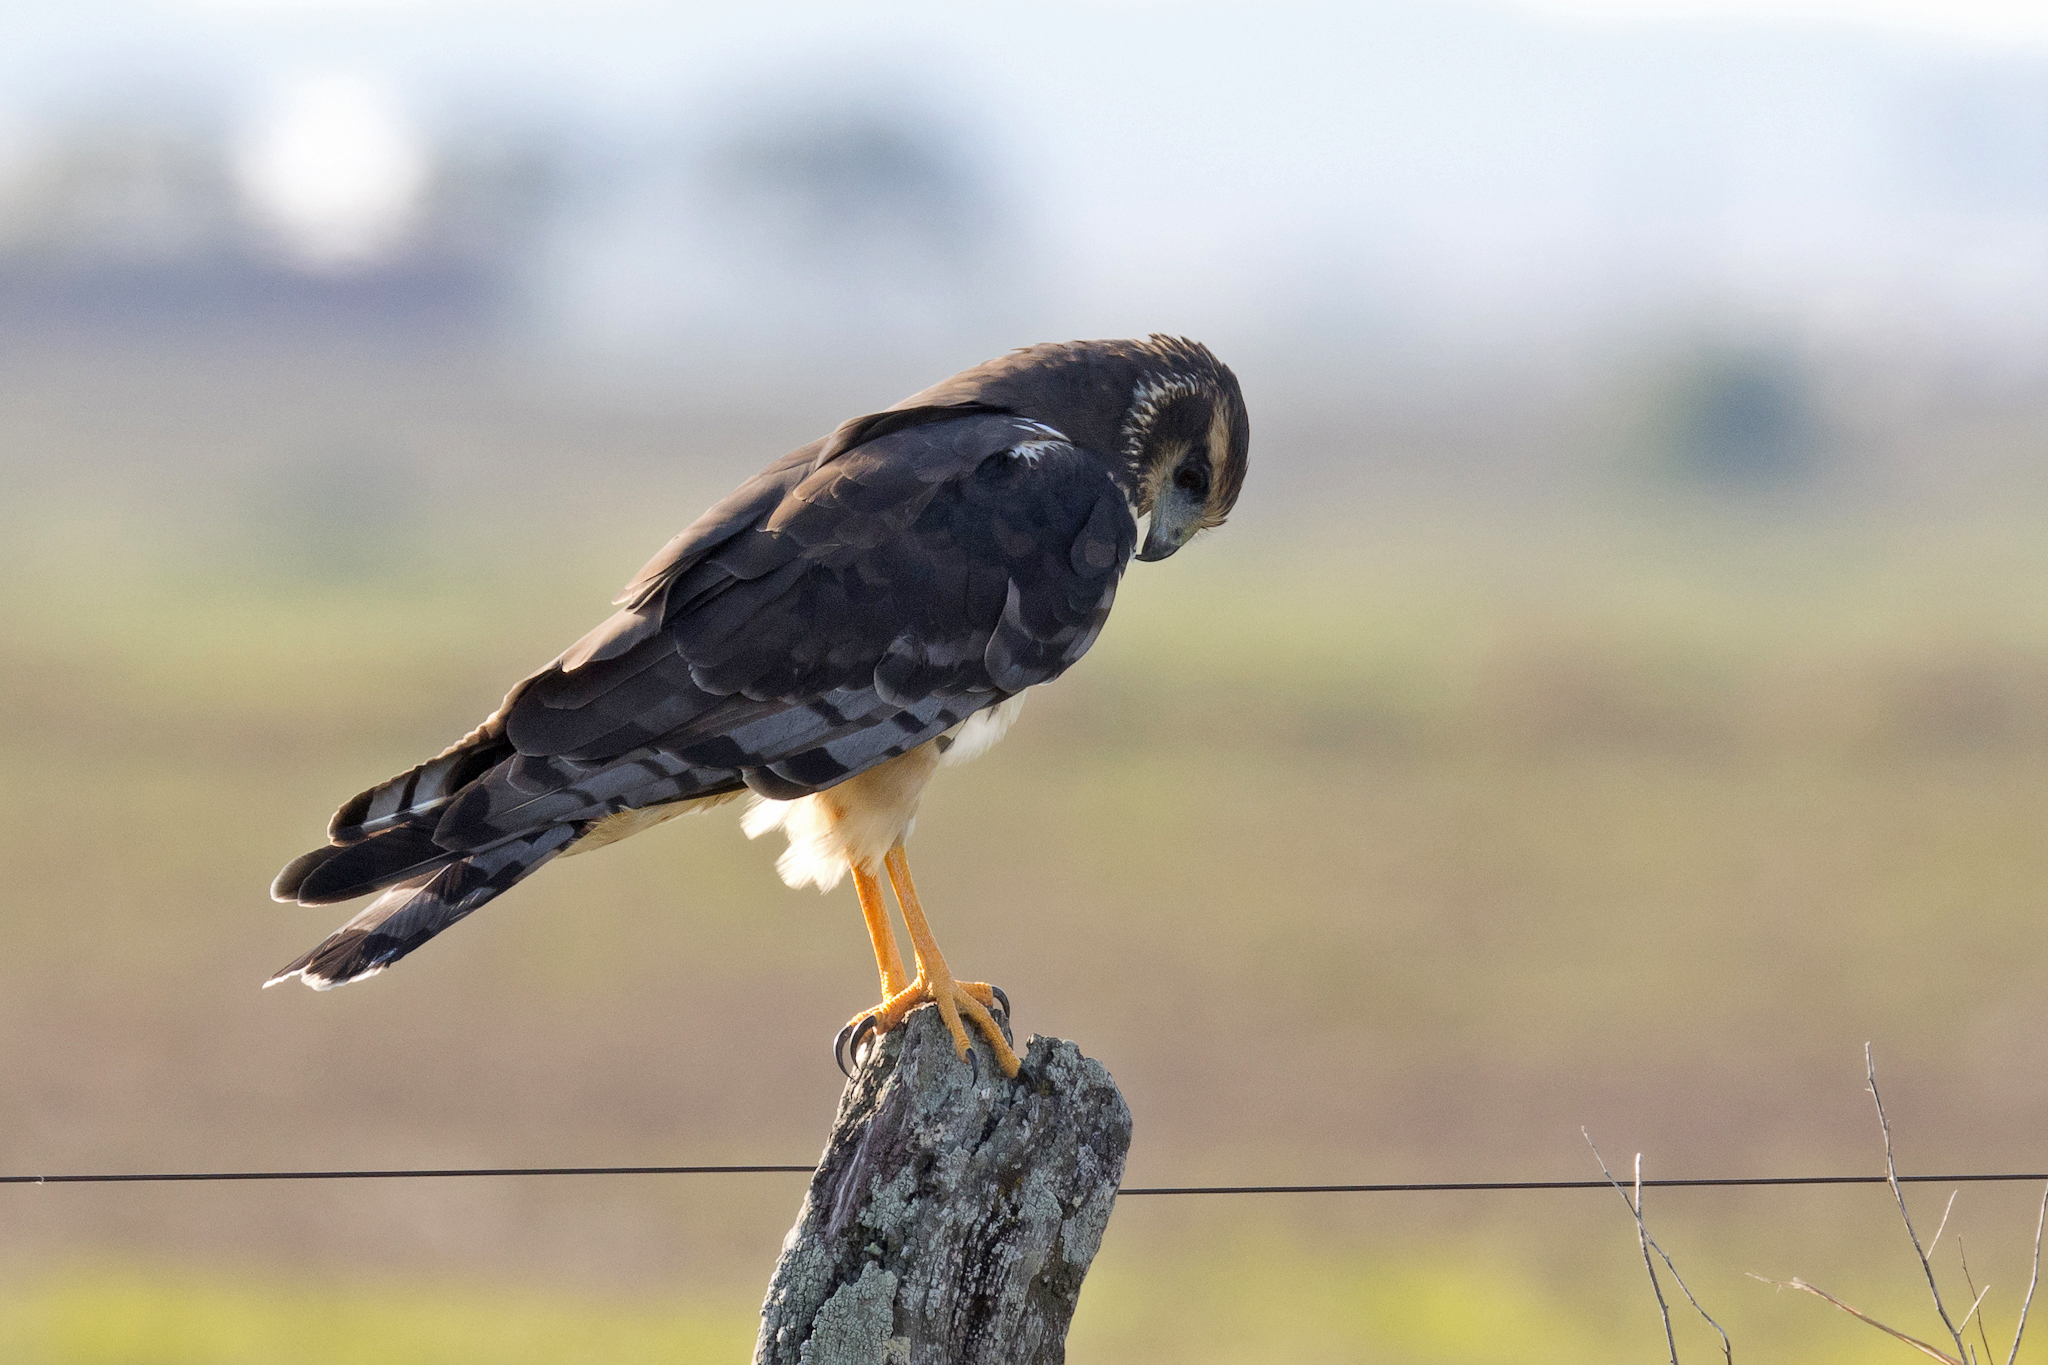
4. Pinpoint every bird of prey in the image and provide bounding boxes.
[269,336,1250,1079]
